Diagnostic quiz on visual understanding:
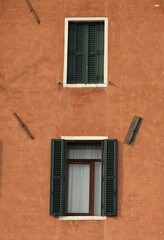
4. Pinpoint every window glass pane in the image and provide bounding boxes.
[68,144,101,159]
[68,164,90,213]
[94,162,101,216]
